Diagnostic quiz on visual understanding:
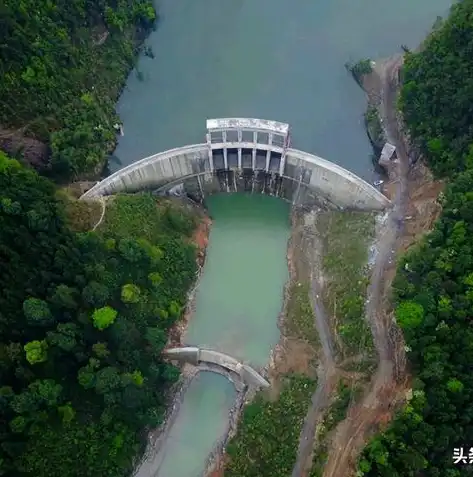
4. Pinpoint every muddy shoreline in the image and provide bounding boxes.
[167,208,211,349]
